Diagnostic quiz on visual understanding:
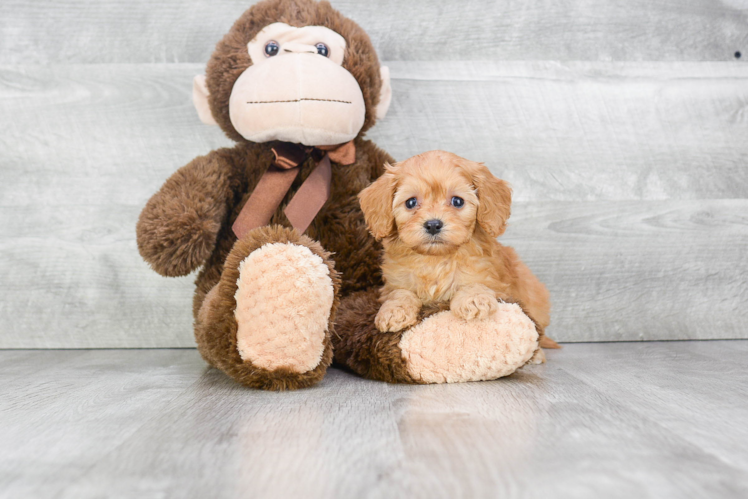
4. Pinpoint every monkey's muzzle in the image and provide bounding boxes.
[229,53,366,146]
